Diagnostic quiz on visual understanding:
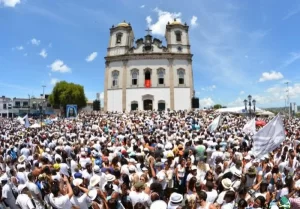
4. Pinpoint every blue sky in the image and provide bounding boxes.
[1,0,300,108]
